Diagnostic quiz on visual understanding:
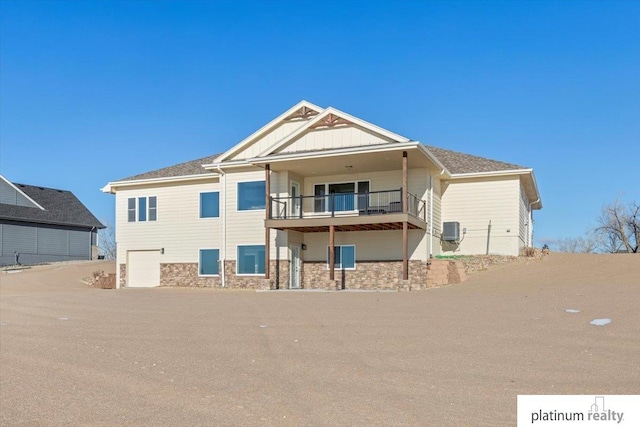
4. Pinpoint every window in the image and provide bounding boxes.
[127,198,136,222]
[237,181,265,211]
[327,245,356,269]
[237,245,265,275]
[199,249,219,275]
[138,197,147,221]
[127,196,157,222]
[314,181,370,212]
[200,192,220,218]
[149,196,157,221]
